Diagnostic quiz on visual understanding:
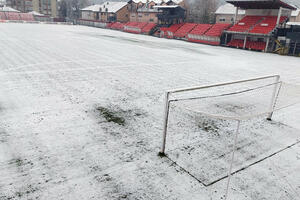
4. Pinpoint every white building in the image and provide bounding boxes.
[215,3,245,24]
